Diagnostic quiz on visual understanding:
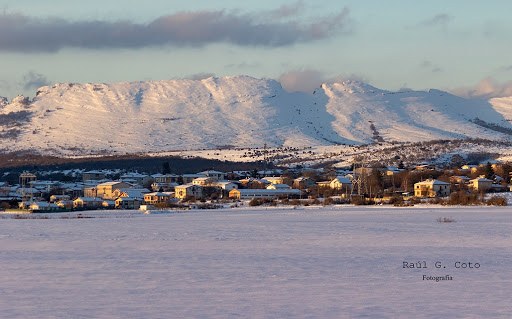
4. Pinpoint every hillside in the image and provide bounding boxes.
[1,75,512,156]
